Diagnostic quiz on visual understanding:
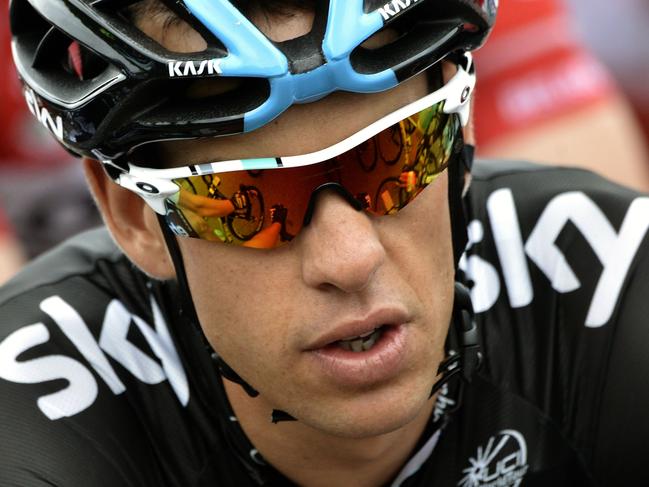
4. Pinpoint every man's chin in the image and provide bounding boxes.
[290,385,435,440]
